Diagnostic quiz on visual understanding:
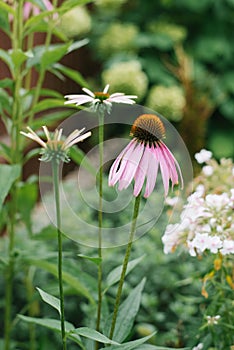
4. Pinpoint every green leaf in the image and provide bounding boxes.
[18,315,74,332]
[36,287,61,315]
[37,88,63,99]
[41,43,70,70]
[104,278,146,342]
[10,49,33,69]
[69,147,96,176]
[32,98,65,113]
[77,254,102,266]
[0,164,21,212]
[0,49,13,72]
[0,142,11,162]
[18,315,84,346]
[59,0,92,12]
[31,109,72,128]
[0,1,15,14]
[72,327,120,345]
[135,346,189,350]
[17,181,38,234]
[67,39,89,54]
[0,78,14,89]
[104,255,145,293]
[99,333,156,350]
[27,259,95,304]
[53,63,88,87]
